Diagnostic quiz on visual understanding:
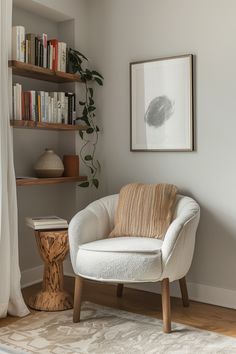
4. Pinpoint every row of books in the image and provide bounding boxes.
[13,84,76,124]
[12,26,67,72]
